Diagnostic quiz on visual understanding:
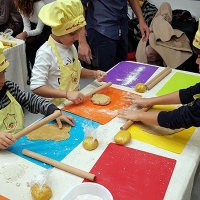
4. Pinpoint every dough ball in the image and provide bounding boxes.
[90,94,111,105]
[83,136,99,151]
[135,83,146,93]
[31,184,52,200]
[114,130,131,145]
